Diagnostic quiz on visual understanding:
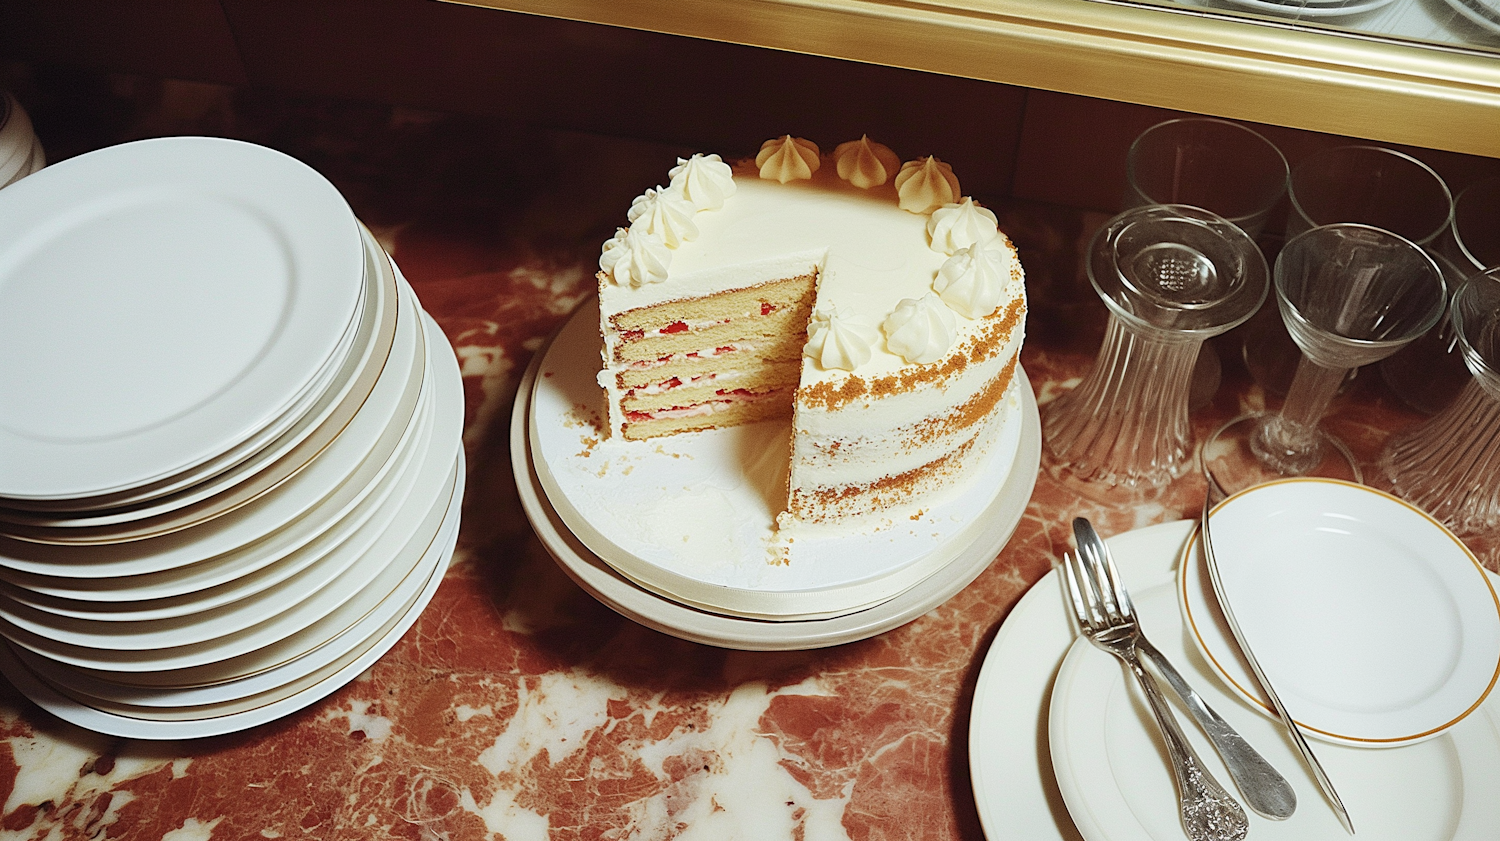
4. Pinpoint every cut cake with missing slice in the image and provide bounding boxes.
[596,135,1026,531]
